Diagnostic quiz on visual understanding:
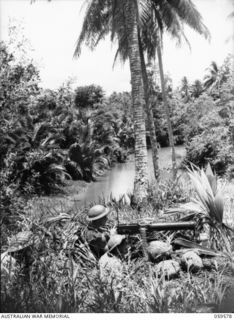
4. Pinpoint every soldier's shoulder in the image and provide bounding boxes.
[84,227,102,242]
